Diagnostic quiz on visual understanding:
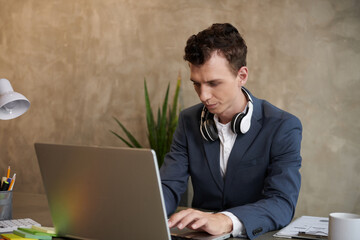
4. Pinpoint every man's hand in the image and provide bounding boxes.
[168,208,233,235]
